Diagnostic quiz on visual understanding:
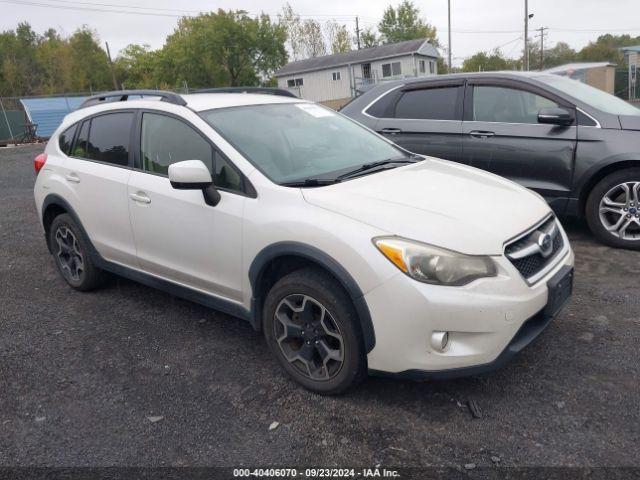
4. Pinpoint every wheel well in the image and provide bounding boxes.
[579,161,640,215]
[42,203,67,247]
[254,255,346,311]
